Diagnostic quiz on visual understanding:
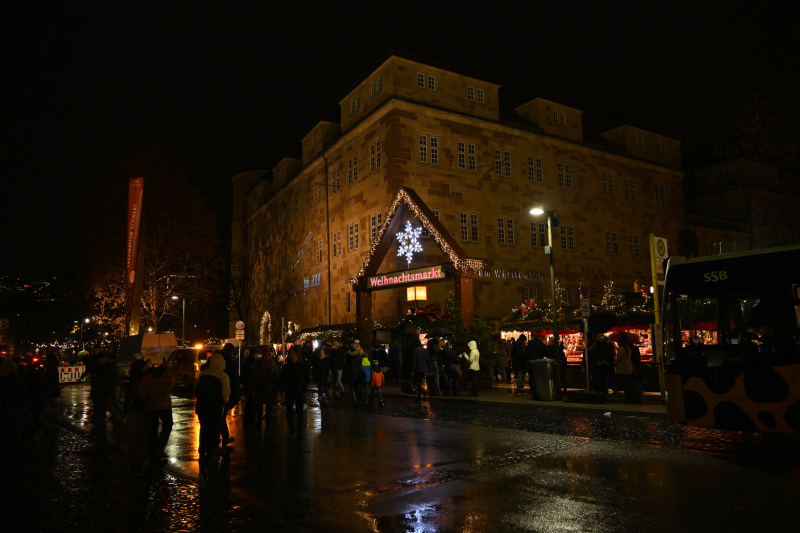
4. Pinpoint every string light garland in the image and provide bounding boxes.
[349,188,483,288]
[259,311,272,344]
